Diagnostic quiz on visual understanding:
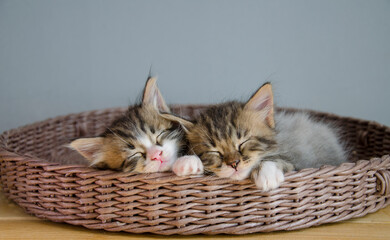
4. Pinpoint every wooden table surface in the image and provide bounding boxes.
[1,191,389,240]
